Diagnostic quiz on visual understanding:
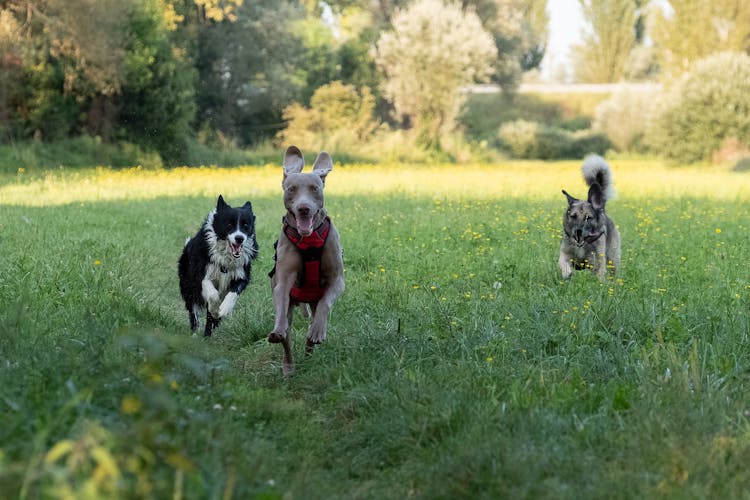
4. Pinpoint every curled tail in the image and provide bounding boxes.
[582,154,616,202]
